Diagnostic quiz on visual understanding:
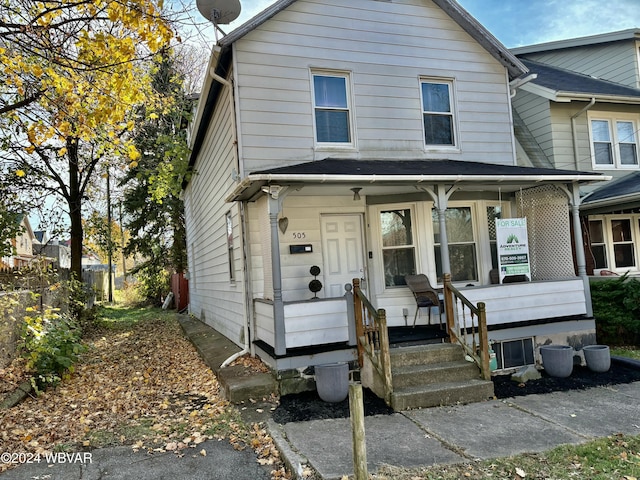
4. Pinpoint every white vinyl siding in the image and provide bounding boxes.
[234,0,516,173]
[521,40,640,89]
[183,78,246,346]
